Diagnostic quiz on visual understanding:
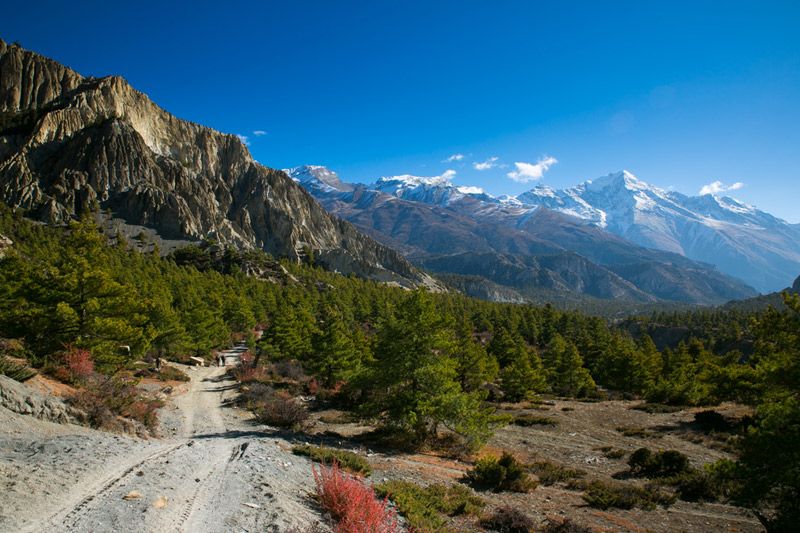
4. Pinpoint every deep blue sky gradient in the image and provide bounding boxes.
[4,1,799,220]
